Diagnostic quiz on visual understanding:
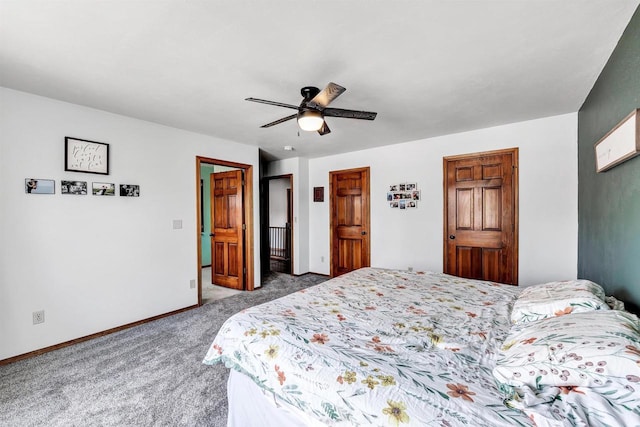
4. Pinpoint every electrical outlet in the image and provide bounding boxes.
[321,256,324,263]
[172,219,183,230]
[190,279,196,289]
[33,310,45,325]
[408,266,413,272]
